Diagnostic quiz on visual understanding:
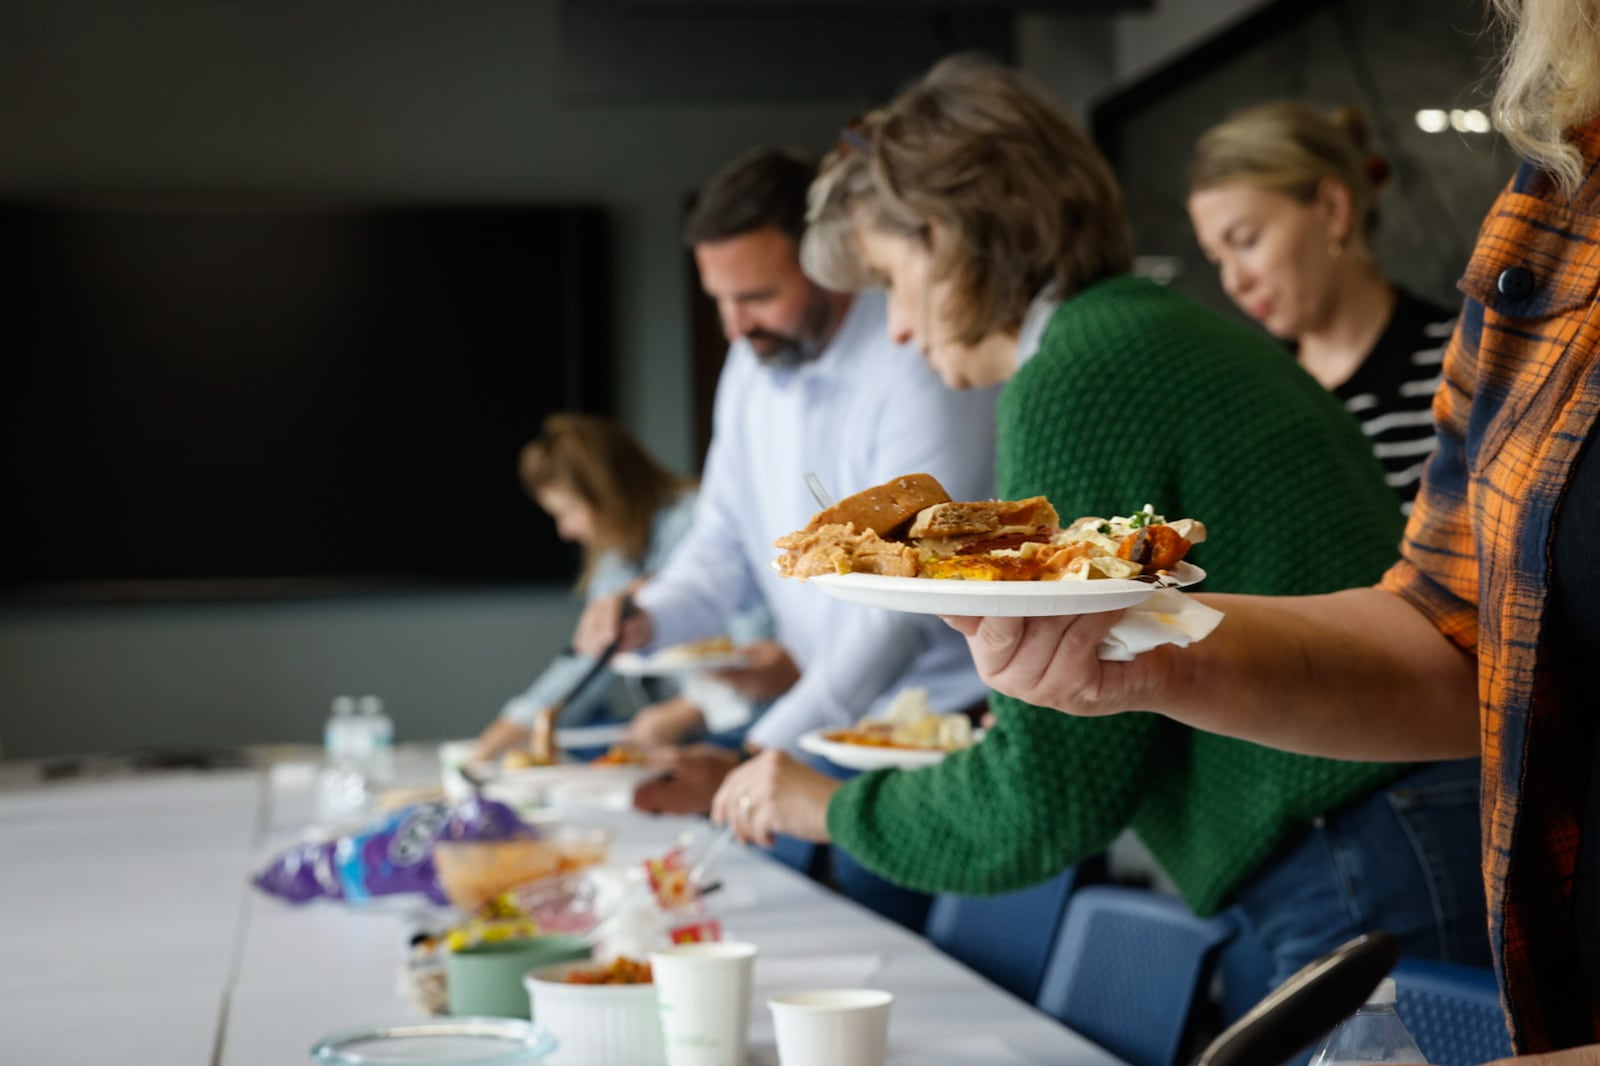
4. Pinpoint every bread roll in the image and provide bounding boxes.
[803,473,950,537]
